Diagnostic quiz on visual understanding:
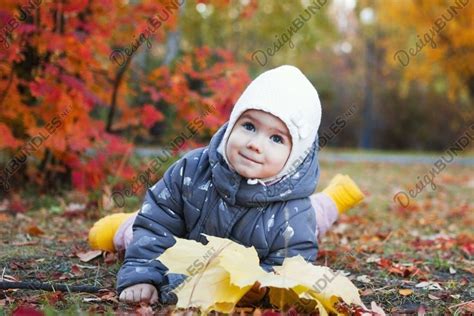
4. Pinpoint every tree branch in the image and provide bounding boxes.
[0,66,15,108]
[0,281,102,293]
[106,58,132,133]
